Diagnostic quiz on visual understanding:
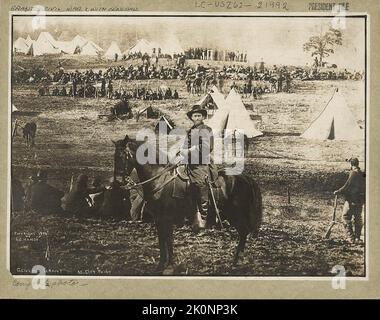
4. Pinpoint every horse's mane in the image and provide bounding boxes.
[126,136,183,165]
